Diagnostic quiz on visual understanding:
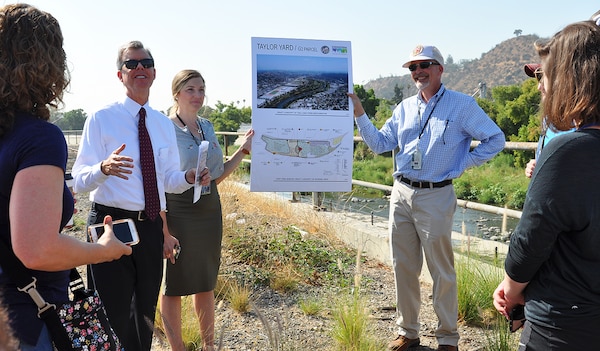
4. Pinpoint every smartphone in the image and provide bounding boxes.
[509,304,526,332]
[88,218,140,246]
[64,173,74,228]
[173,244,182,260]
